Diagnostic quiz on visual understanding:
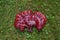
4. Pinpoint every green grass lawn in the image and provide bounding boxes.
[0,0,60,40]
